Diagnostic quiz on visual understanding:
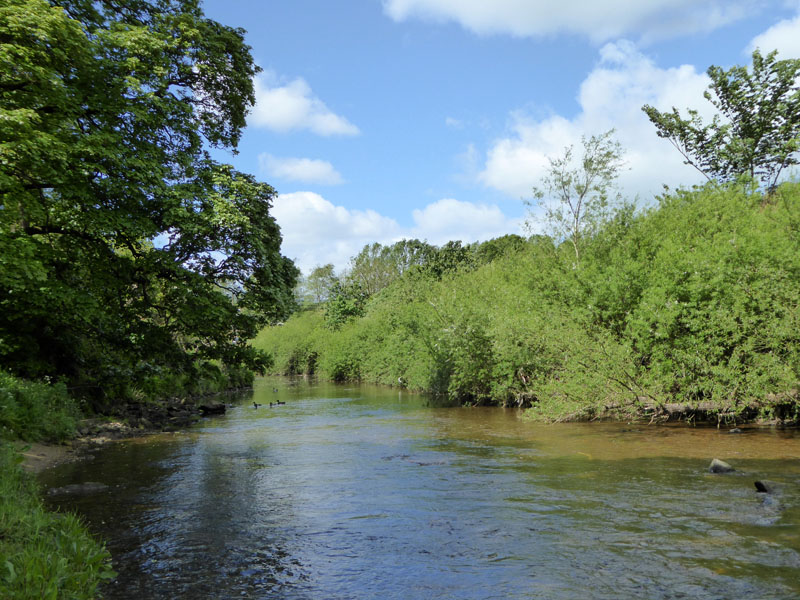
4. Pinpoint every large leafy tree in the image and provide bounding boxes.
[0,0,298,396]
[642,49,800,191]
